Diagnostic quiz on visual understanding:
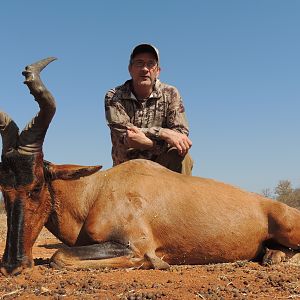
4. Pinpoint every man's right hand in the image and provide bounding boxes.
[125,126,154,150]
[159,128,192,156]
